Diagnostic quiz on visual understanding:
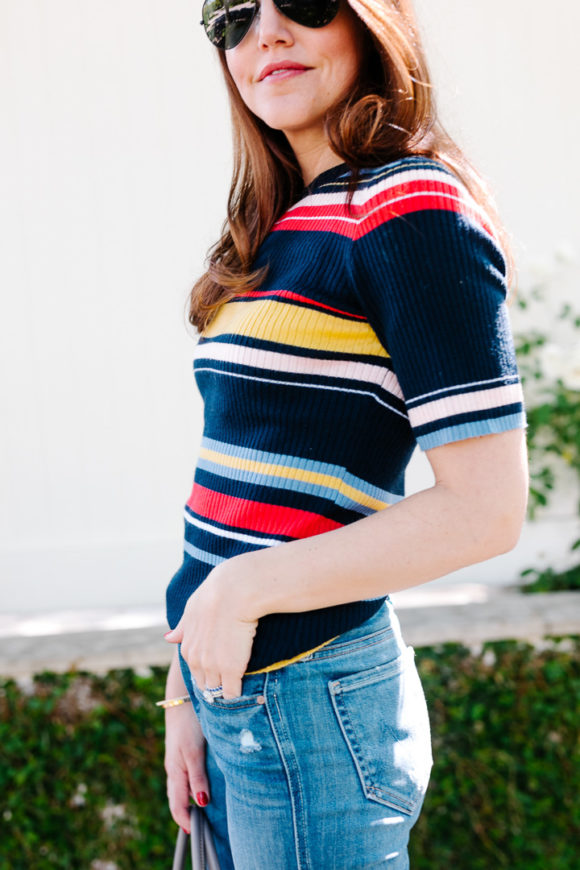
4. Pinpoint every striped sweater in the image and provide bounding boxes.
[166,156,527,673]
